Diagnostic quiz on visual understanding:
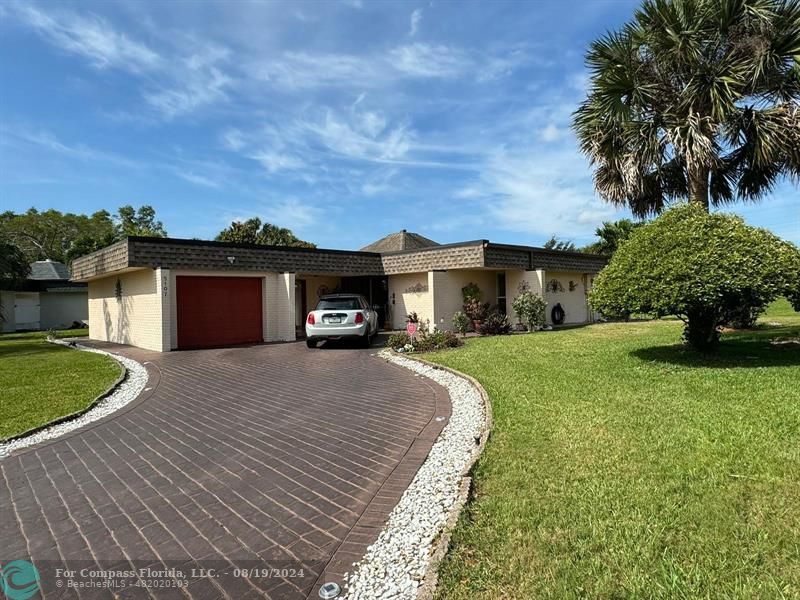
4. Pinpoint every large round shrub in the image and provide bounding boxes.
[590,204,800,350]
